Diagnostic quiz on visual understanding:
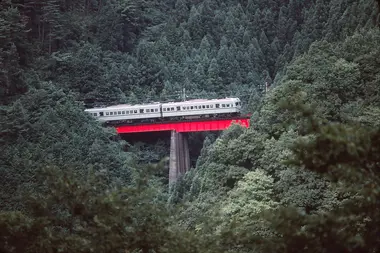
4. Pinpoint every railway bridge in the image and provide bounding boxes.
[113,117,250,184]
